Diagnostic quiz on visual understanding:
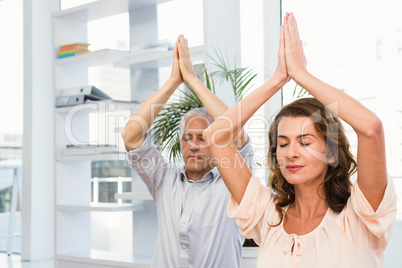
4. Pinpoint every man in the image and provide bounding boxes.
[122,35,253,267]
